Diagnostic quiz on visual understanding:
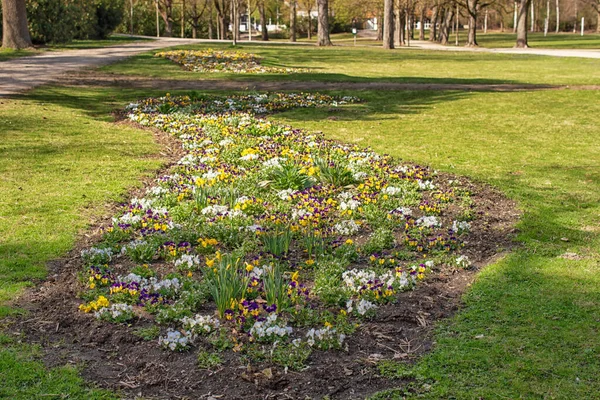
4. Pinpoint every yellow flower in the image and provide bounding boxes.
[345,239,353,245]
[324,321,333,328]
[291,271,300,282]
[245,263,254,272]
